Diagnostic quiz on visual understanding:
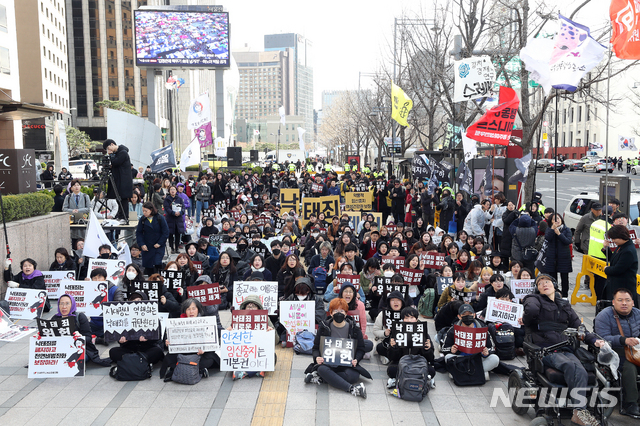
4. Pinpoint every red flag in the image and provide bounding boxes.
[610,0,640,59]
[466,86,519,146]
